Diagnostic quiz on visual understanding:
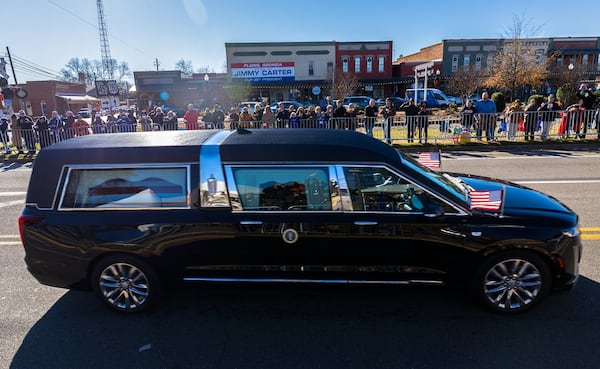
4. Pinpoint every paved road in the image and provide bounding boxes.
[1,150,599,369]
